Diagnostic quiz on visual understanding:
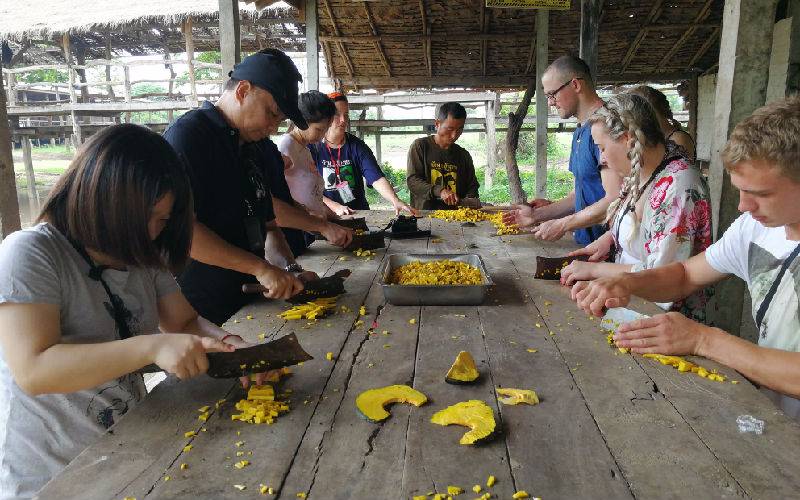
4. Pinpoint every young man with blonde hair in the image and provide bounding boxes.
[571,97,800,418]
